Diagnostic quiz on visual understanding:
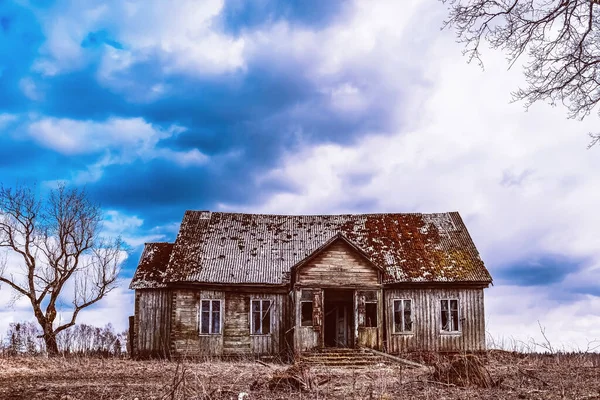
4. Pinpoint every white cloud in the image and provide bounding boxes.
[242,1,431,123]
[116,0,245,75]
[29,0,429,107]
[19,78,43,101]
[33,4,109,76]
[486,286,600,352]
[28,117,180,155]
[103,210,167,247]
[32,0,245,81]
[26,116,207,183]
[155,147,210,167]
[0,114,17,131]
